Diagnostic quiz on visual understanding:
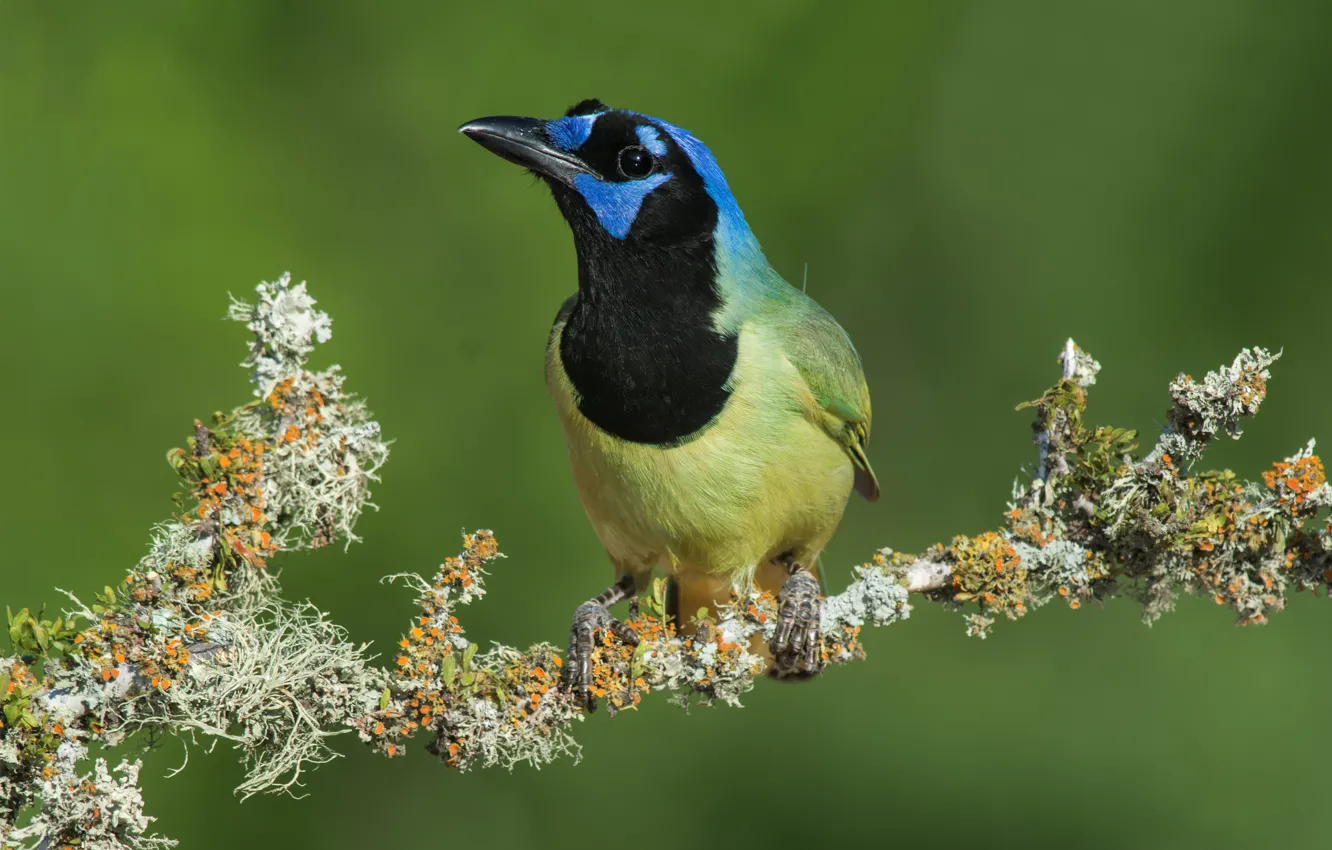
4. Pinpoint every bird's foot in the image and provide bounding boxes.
[770,565,825,679]
[562,576,639,712]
